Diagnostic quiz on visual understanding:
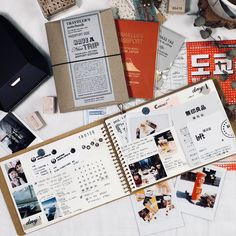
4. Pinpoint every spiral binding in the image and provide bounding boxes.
[104,123,136,192]
[101,124,132,194]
